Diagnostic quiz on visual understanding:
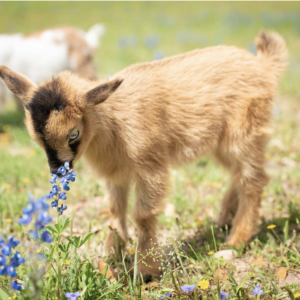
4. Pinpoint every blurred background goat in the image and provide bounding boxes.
[0,23,105,111]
